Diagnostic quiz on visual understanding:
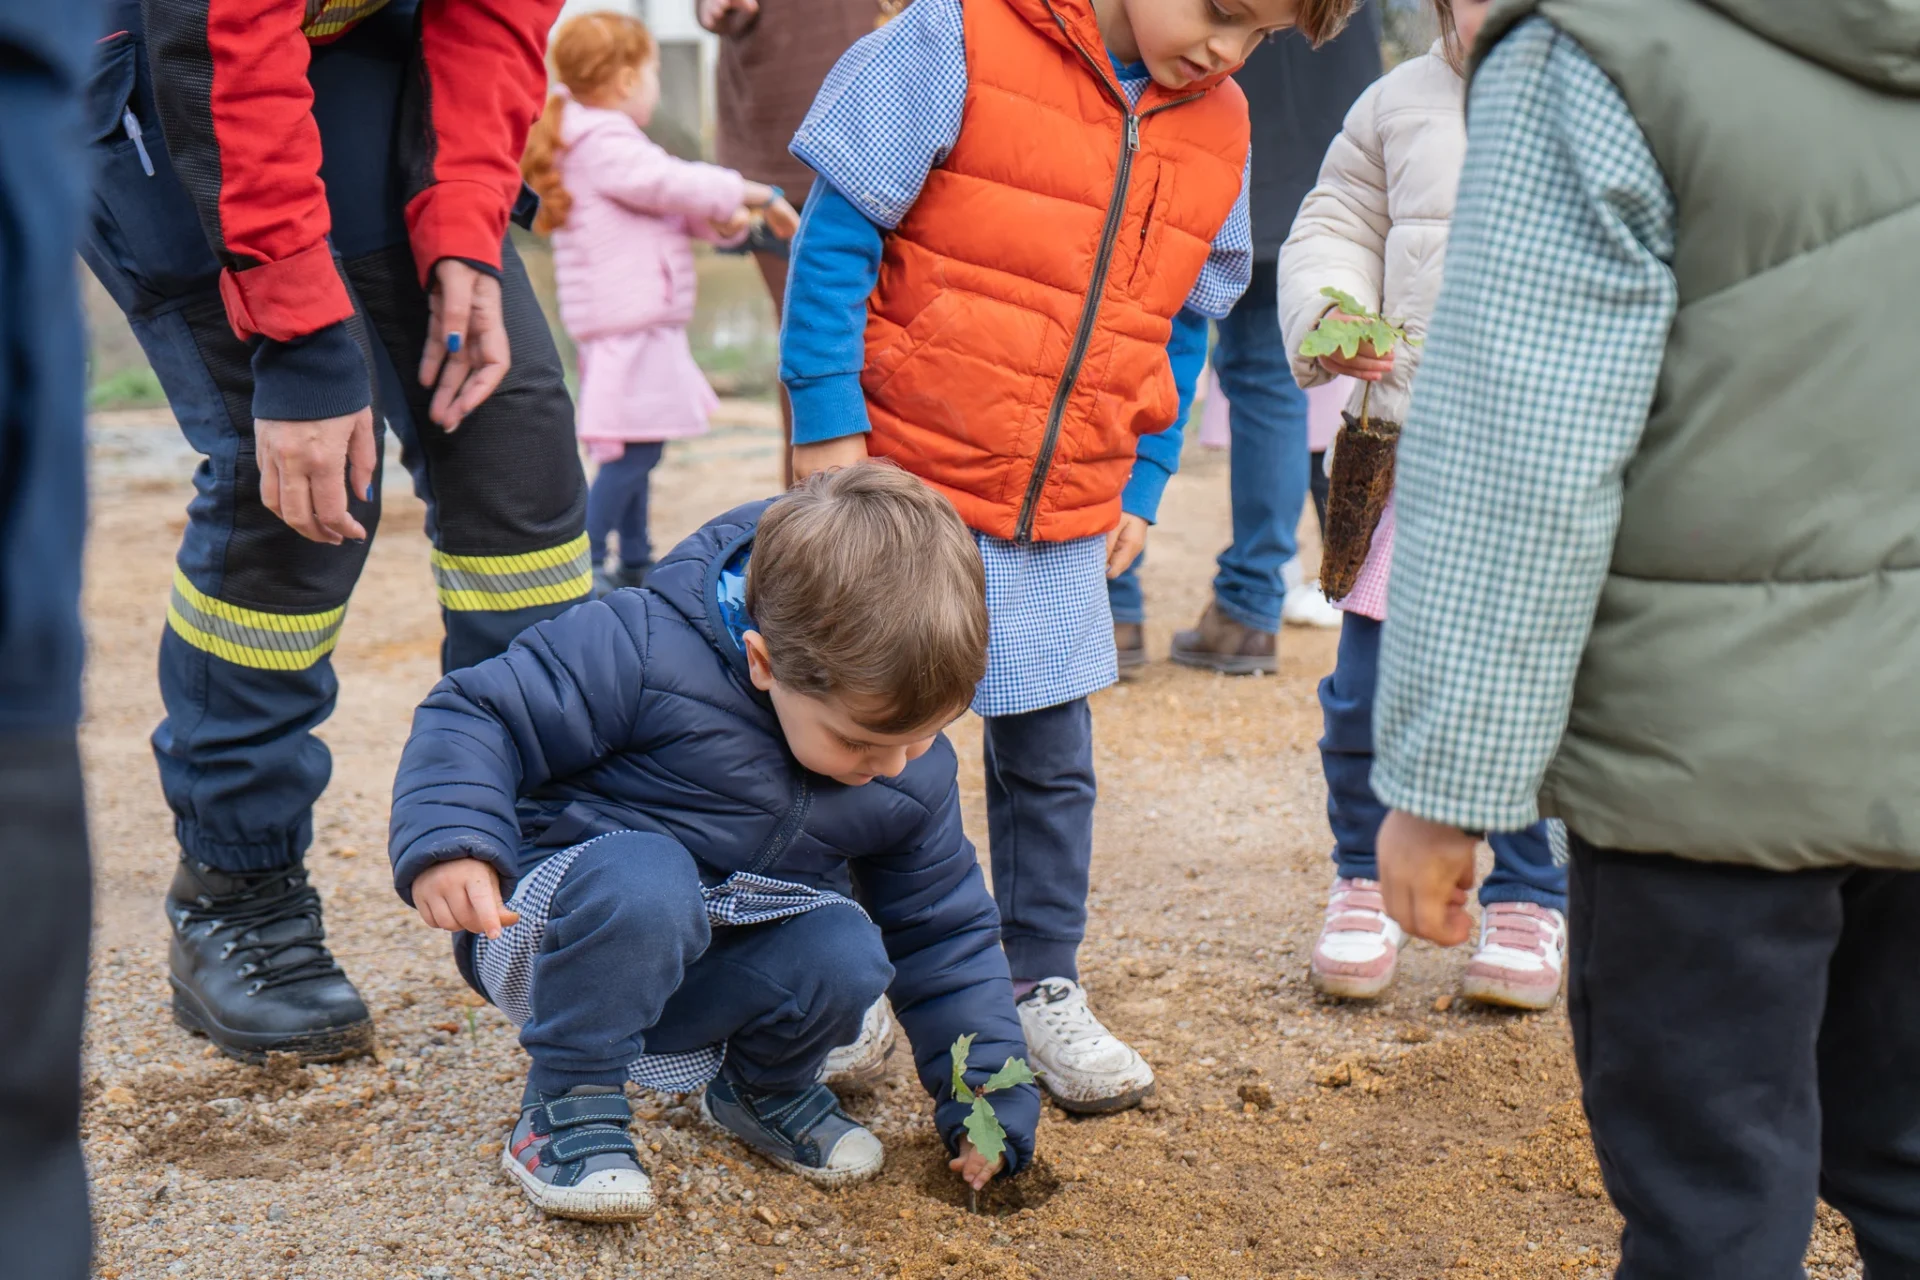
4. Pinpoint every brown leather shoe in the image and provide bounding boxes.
[1114,622,1147,674]
[1170,602,1277,676]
